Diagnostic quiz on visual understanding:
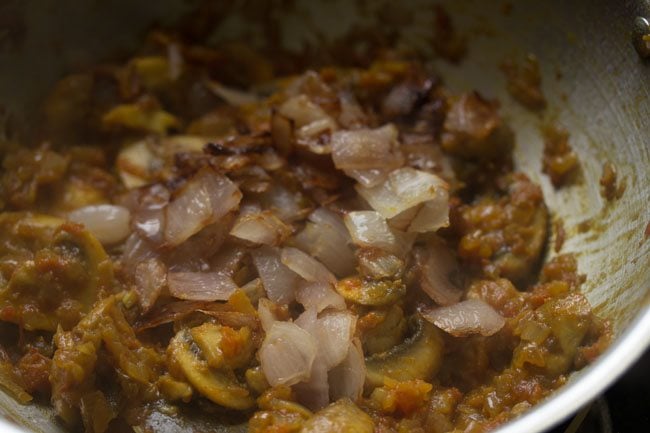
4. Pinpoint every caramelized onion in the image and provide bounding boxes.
[230,211,292,246]
[331,124,404,187]
[164,168,242,246]
[134,258,167,312]
[415,237,464,306]
[167,271,238,301]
